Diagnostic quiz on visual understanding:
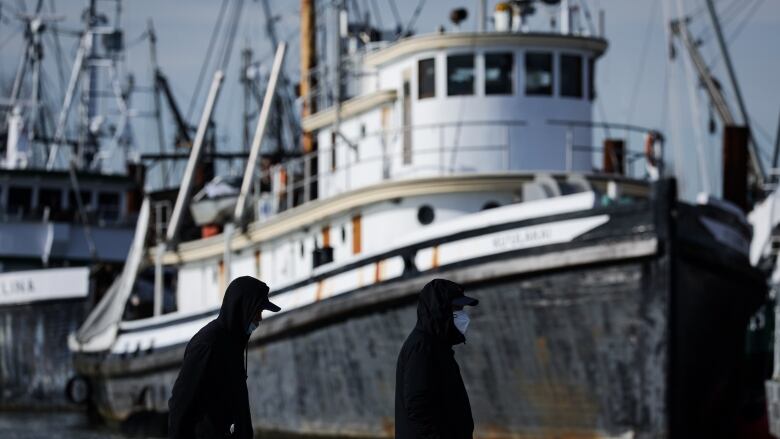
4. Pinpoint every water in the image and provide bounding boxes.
[0,411,159,439]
